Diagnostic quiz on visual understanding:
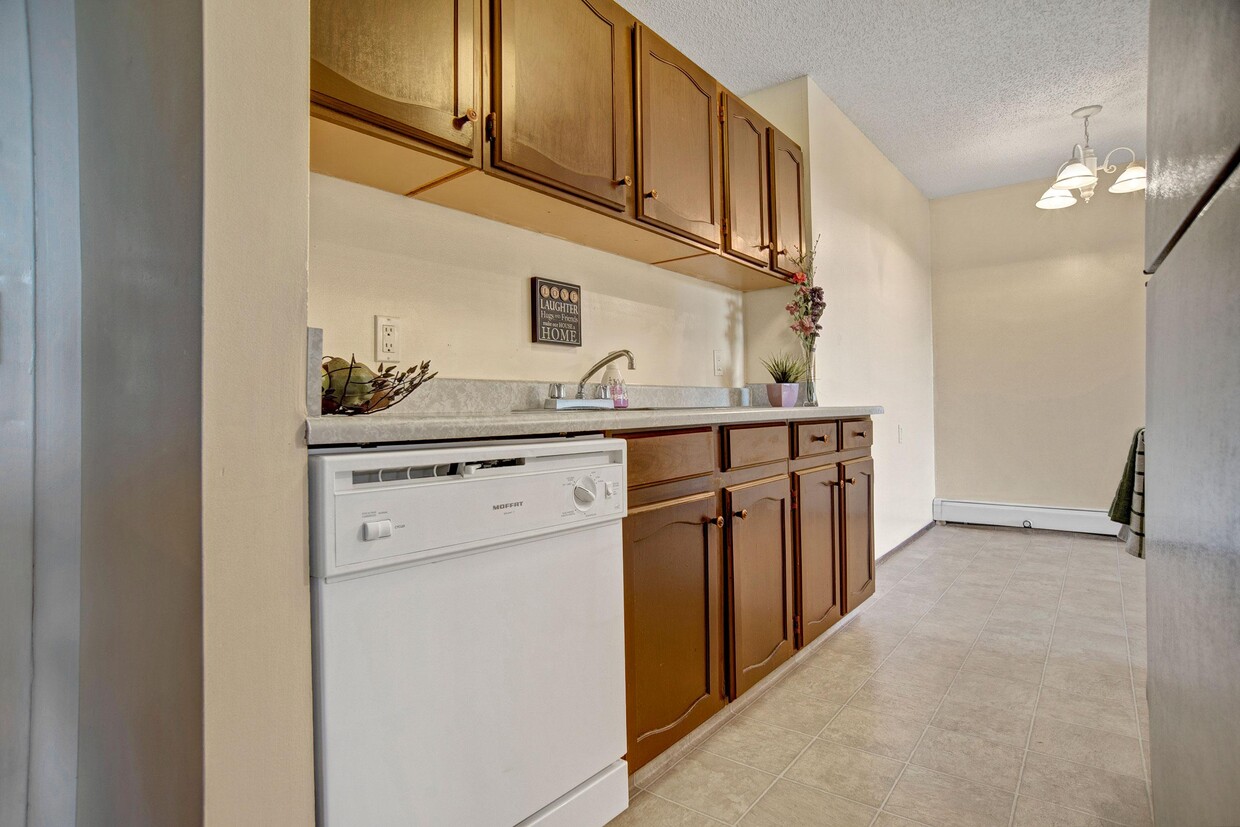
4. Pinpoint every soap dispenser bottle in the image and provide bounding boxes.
[602,362,629,409]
